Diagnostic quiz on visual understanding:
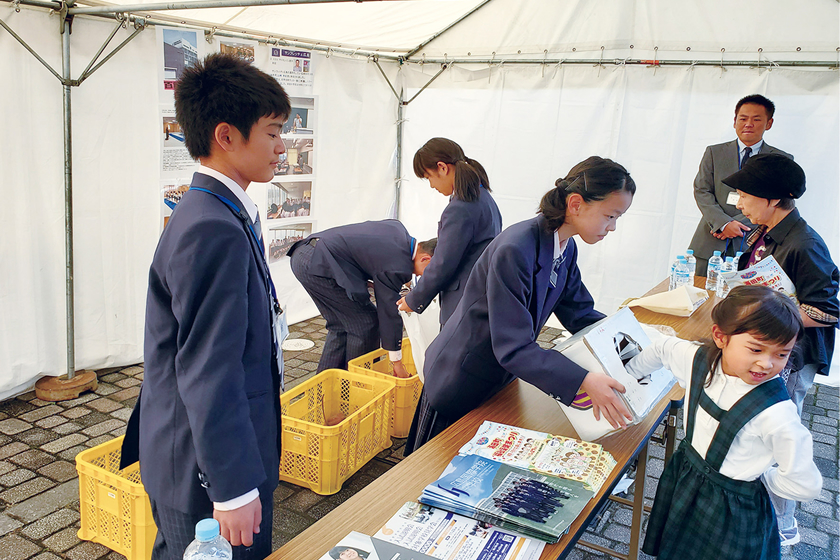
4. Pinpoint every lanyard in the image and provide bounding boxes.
[190,187,279,308]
